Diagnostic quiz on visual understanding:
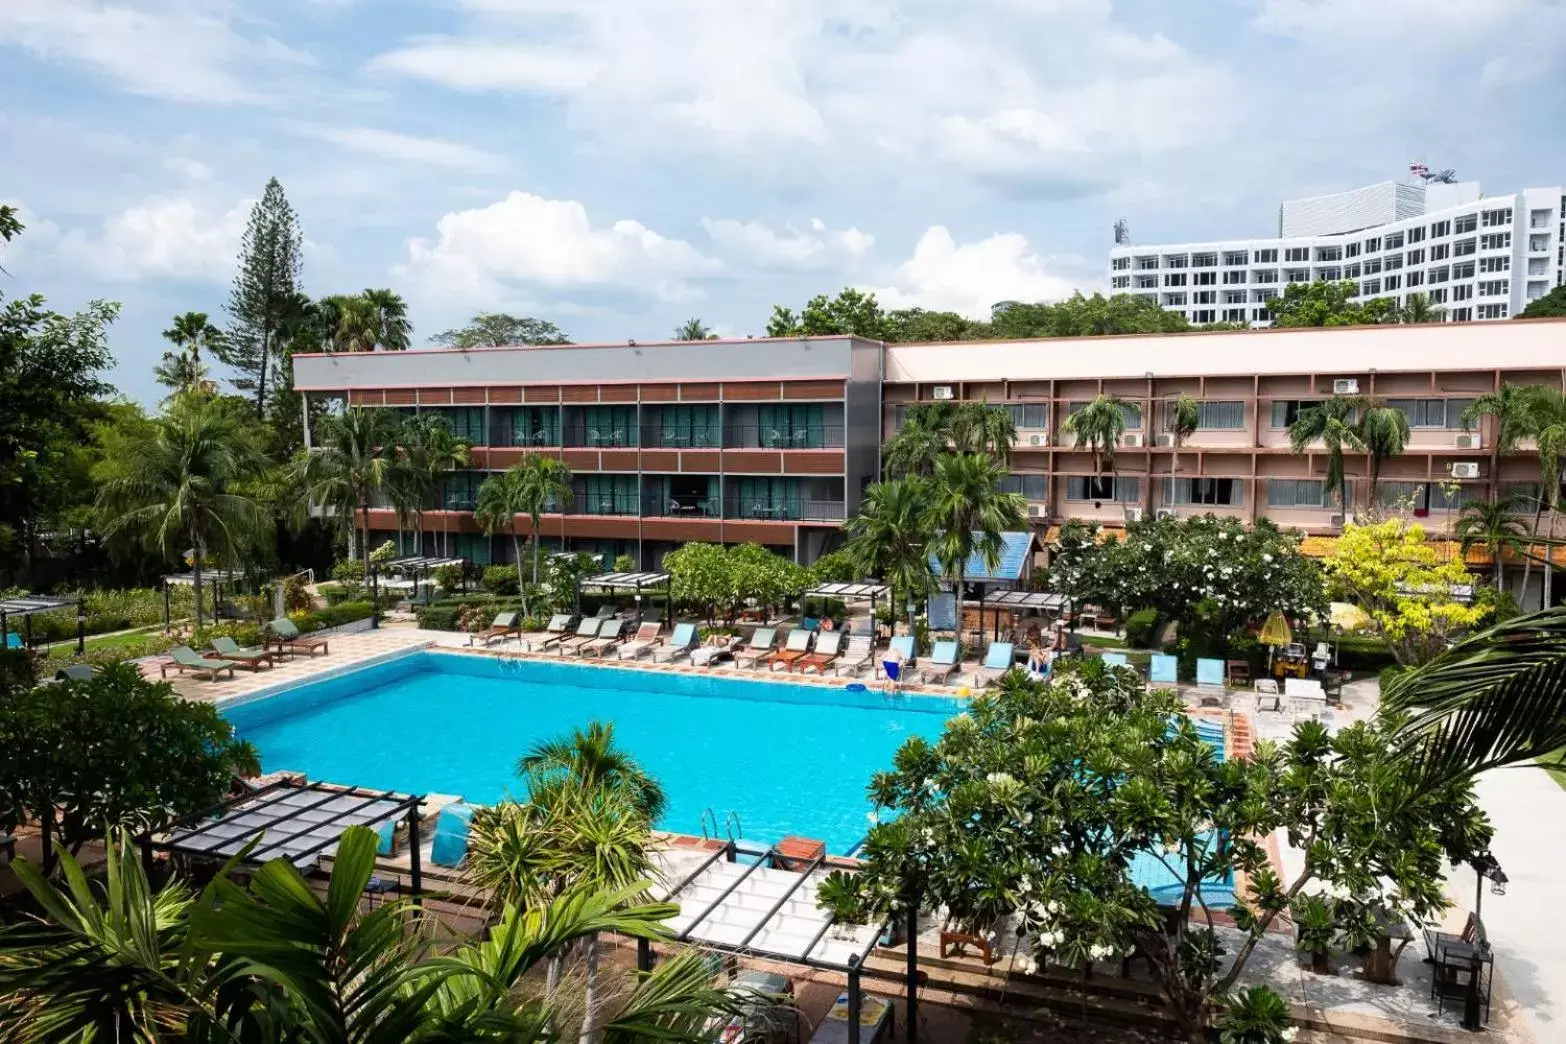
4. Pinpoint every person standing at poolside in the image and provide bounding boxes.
[881,642,904,695]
